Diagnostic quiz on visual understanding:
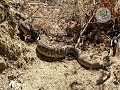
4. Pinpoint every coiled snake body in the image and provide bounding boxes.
[36,41,106,70]
[19,21,107,70]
